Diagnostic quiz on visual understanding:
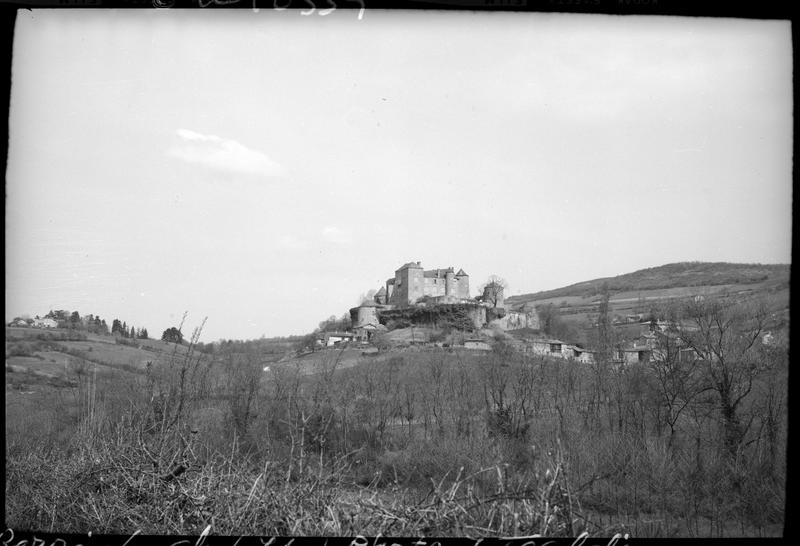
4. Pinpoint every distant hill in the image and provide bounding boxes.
[507,262,790,306]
